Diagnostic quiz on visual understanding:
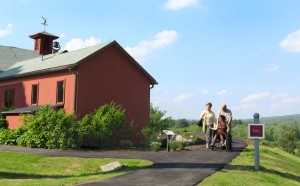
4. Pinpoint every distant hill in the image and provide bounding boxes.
[242,114,300,125]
